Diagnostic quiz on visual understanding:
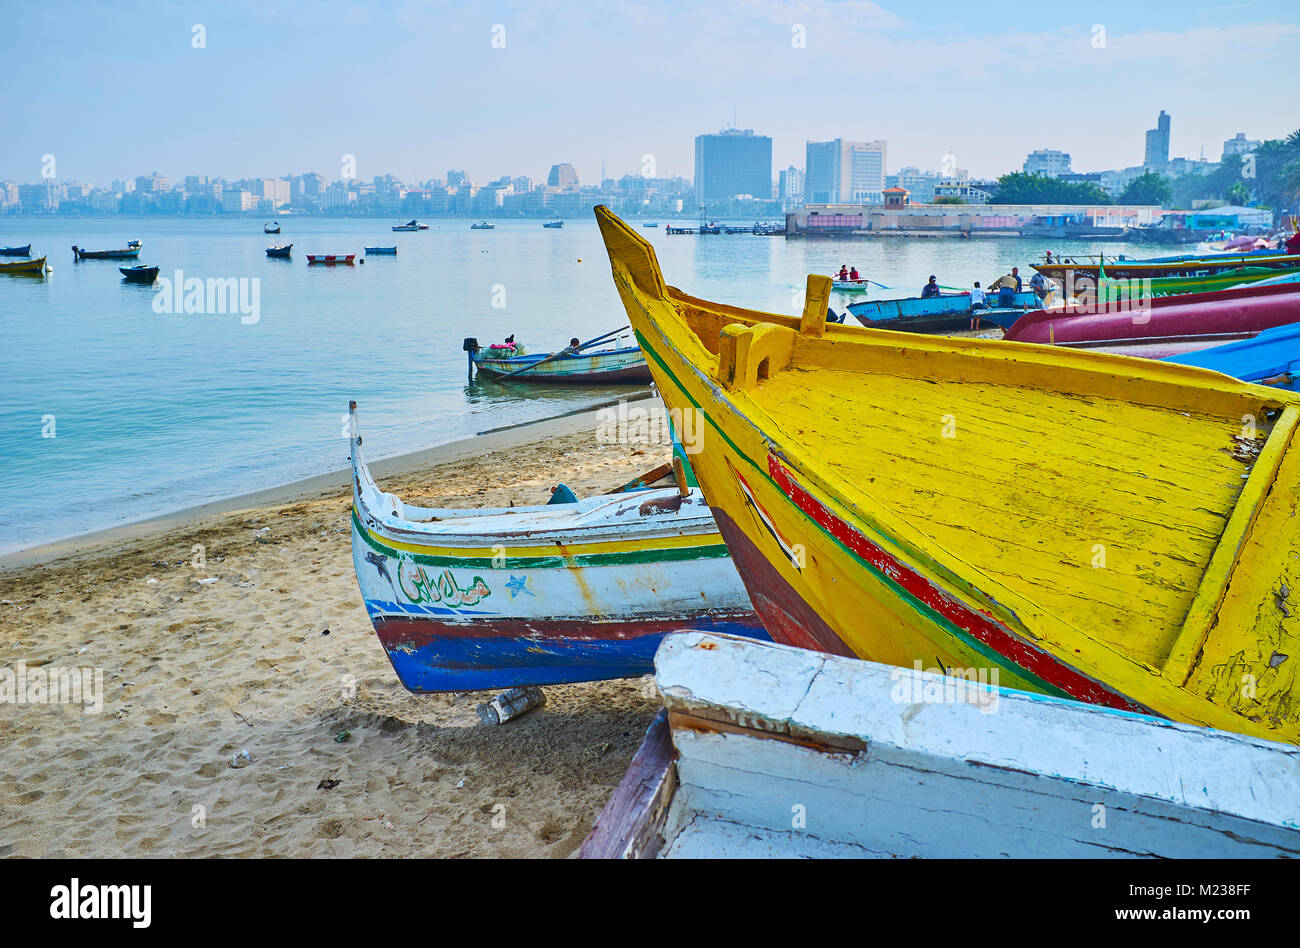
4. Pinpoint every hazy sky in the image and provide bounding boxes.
[5,0,1298,187]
